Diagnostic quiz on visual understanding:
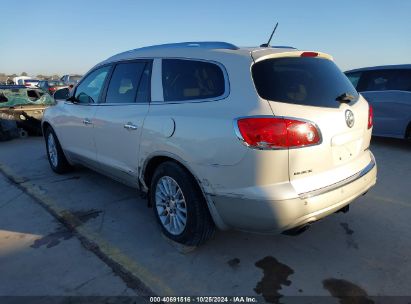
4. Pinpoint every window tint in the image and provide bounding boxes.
[70,76,82,82]
[75,66,110,103]
[357,69,411,92]
[345,72,362,89]
[136,63,151,103]
[48,81,65,86]
[162,59,225,101]
[106,62,148,103]
[252,57,358,108]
